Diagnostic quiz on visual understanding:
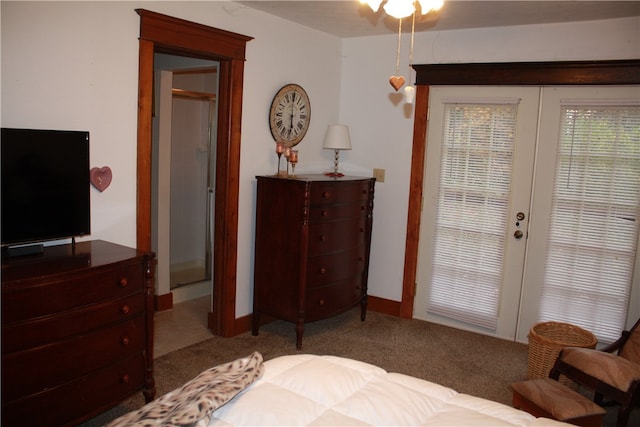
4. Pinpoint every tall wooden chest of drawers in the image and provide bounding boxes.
[252,175,375,349]
[1,240,156,426]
